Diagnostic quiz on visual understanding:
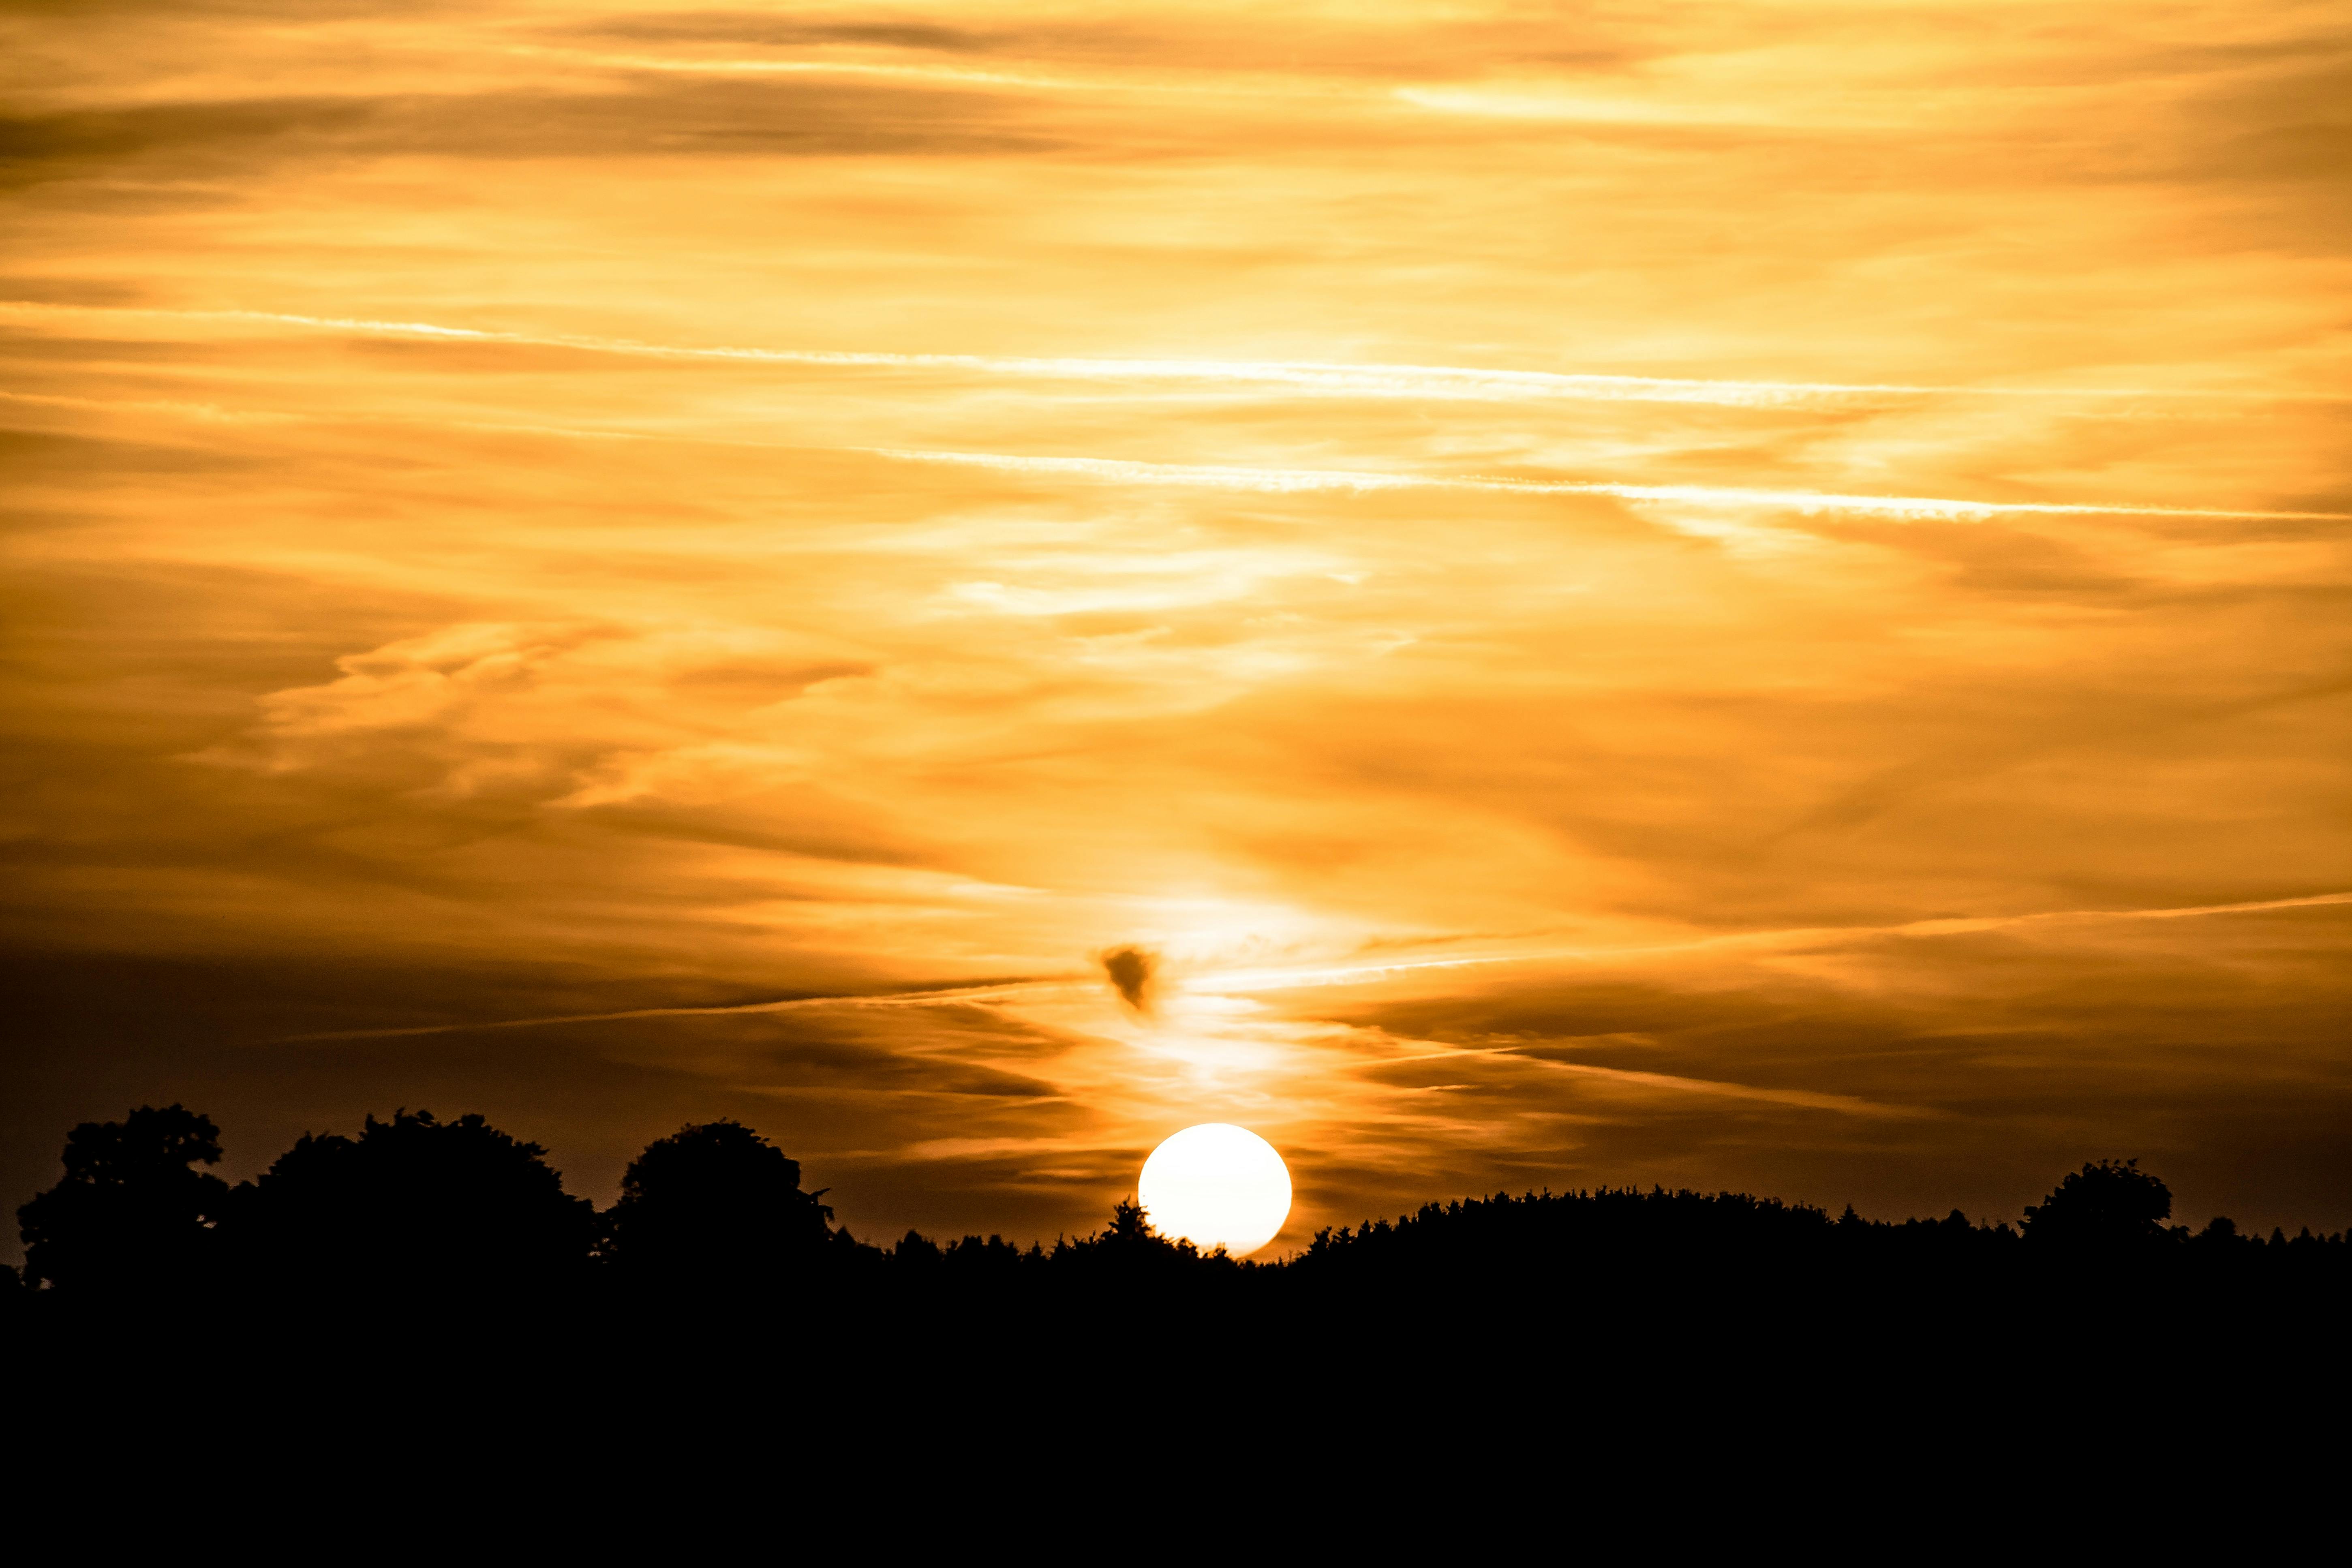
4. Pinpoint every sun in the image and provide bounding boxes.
[1137,1123,1293,1258]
